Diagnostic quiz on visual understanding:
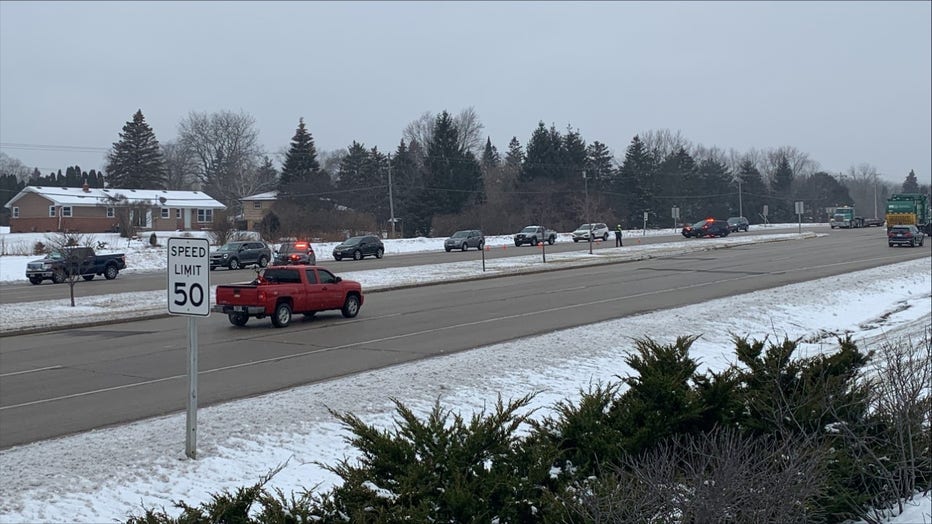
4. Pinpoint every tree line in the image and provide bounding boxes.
[1,109,929,234]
